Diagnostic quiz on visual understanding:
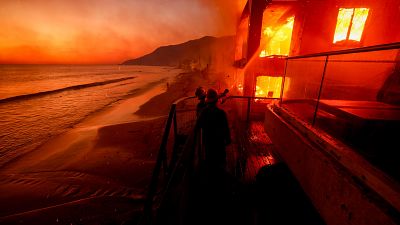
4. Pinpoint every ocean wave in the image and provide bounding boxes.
[0,77,136,104]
